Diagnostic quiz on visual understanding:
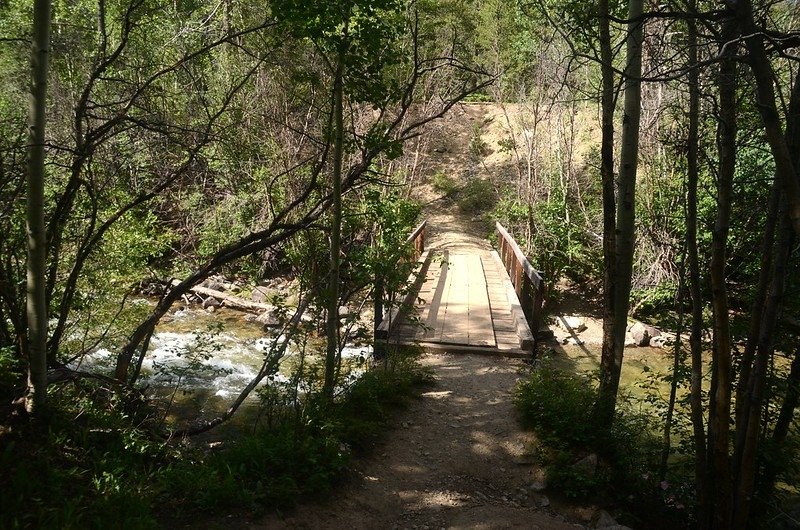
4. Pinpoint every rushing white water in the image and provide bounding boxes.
[77,307,371,403]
